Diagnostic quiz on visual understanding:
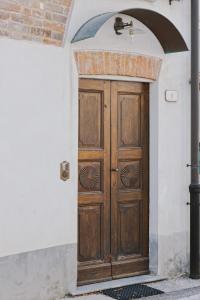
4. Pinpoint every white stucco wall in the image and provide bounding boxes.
[0,38,77,256]
[157,52,190,275]
[0,0,191,279]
